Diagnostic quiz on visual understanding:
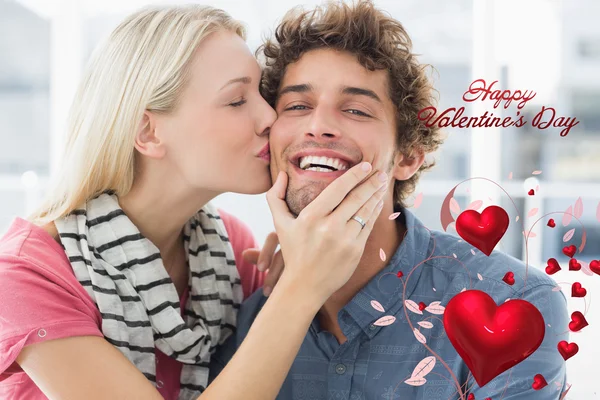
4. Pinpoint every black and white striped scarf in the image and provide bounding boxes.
[54,192,243,400]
